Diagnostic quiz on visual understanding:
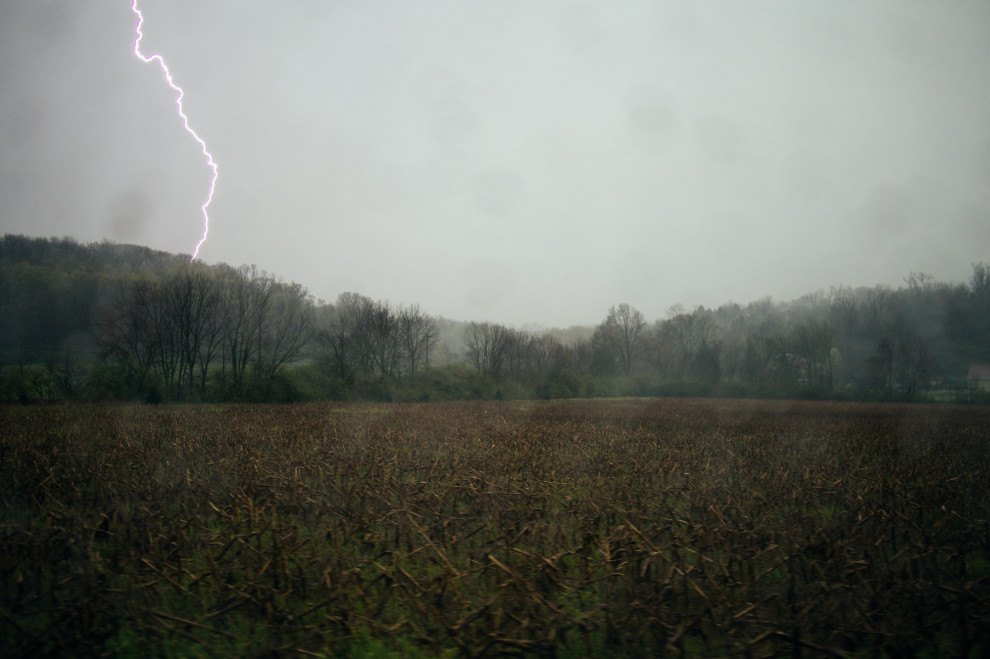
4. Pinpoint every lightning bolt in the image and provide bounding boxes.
[132,0,217,261]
